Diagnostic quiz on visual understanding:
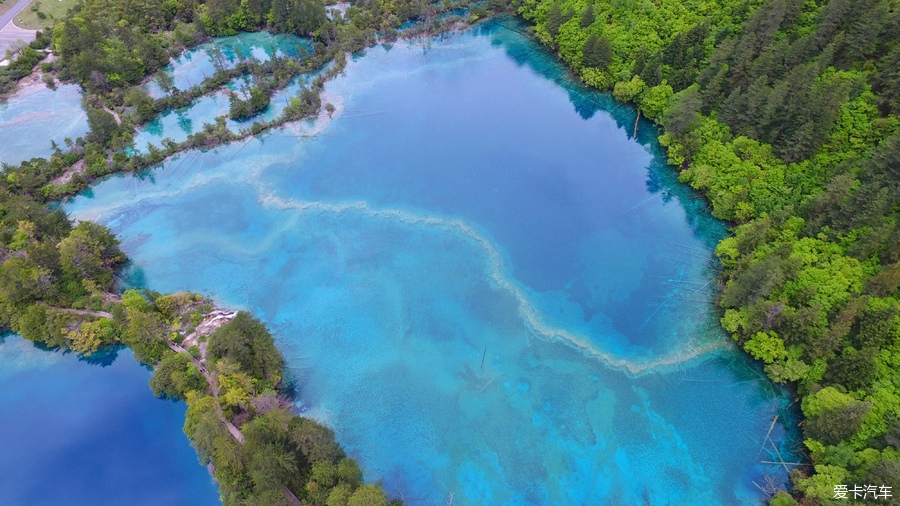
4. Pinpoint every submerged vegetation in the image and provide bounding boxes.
[1,0,898,502]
